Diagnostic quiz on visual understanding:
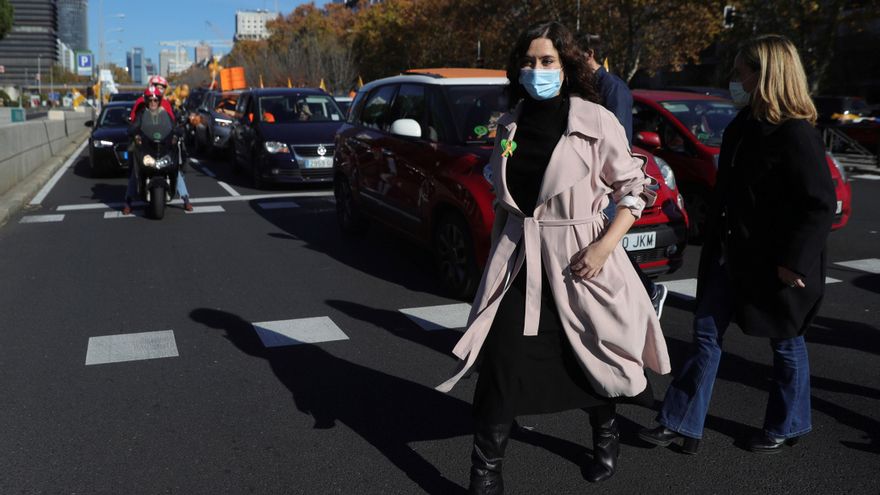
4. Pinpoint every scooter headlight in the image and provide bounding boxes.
[143,154,156,167]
